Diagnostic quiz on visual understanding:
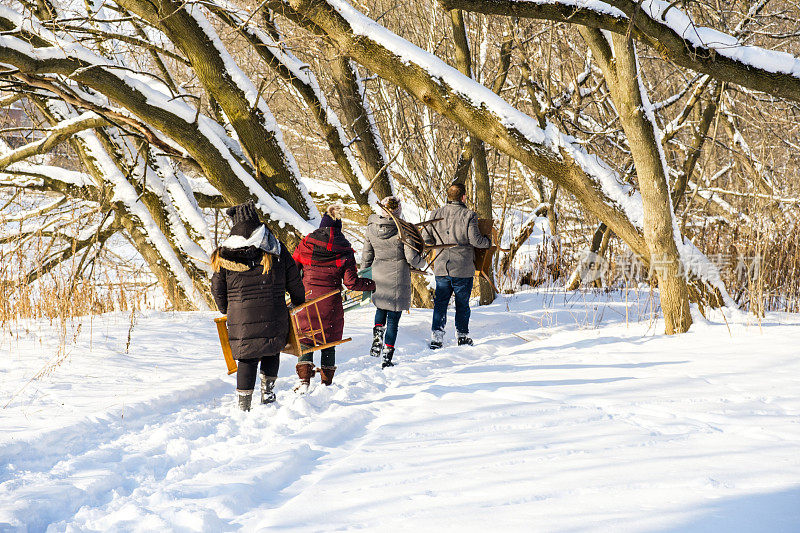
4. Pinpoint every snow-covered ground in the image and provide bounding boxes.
[1,289,799,532]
